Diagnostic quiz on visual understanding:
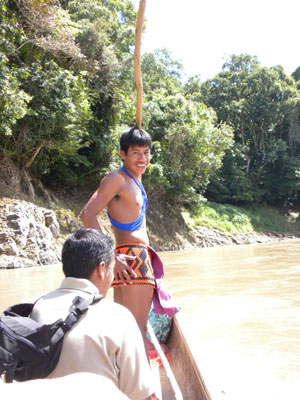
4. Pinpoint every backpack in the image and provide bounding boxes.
[0,294,102,383]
